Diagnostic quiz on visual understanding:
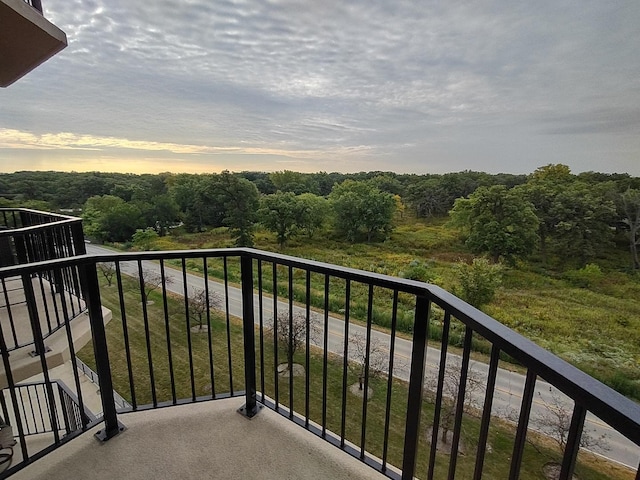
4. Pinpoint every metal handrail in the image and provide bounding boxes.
[0,248,638,443]
[0,248,638,479]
